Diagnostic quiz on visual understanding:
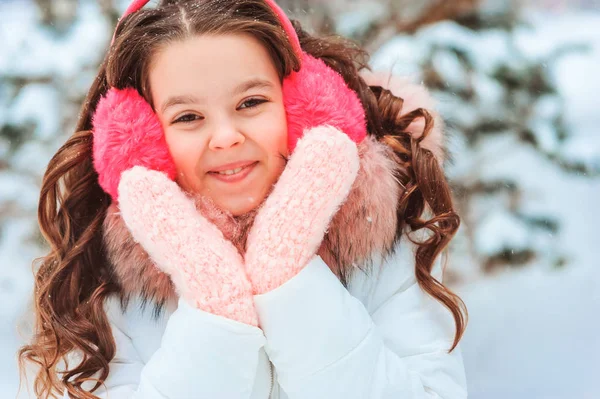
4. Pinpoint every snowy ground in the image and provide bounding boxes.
[459,260,600,399]
[1,3,599,399]
[456,157,600,398]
